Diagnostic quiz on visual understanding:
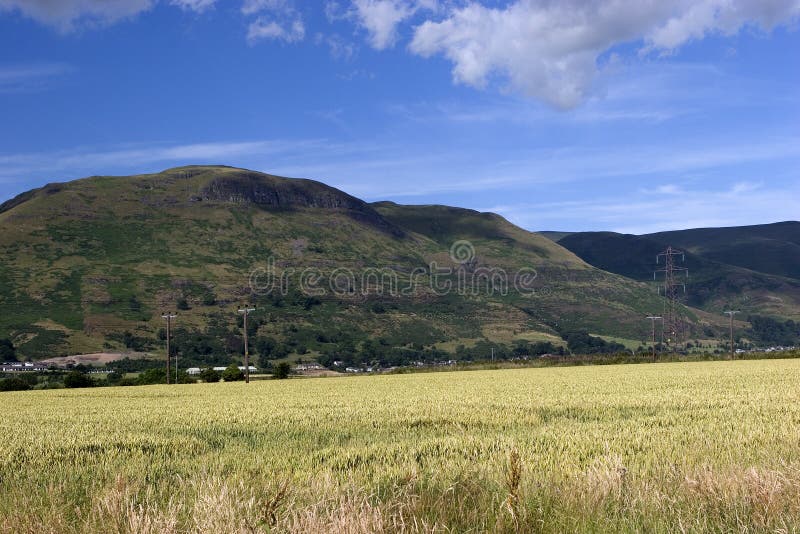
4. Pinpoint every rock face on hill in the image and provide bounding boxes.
[193,169,405,236]
[198,171,362,209]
